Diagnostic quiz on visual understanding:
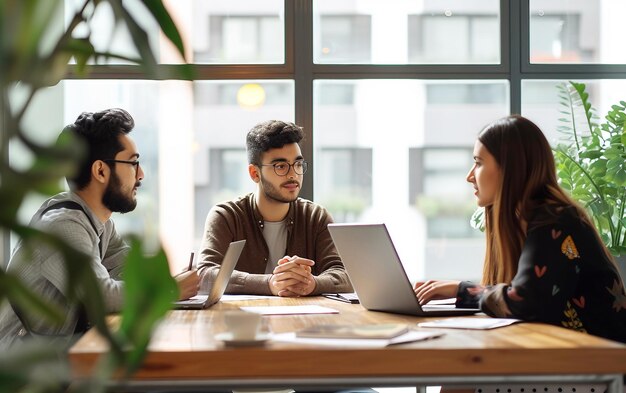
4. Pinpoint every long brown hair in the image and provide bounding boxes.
[478,115,603,285]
